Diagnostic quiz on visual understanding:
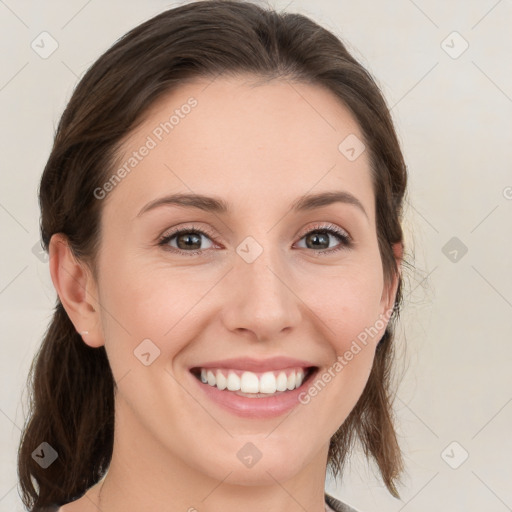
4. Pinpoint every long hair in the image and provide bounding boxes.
[18,1,409,509]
